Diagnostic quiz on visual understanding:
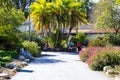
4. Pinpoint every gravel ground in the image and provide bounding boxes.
[11,52,110,80]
